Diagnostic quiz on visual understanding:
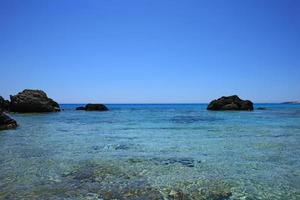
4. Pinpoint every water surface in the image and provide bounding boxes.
[0,104,299,199]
